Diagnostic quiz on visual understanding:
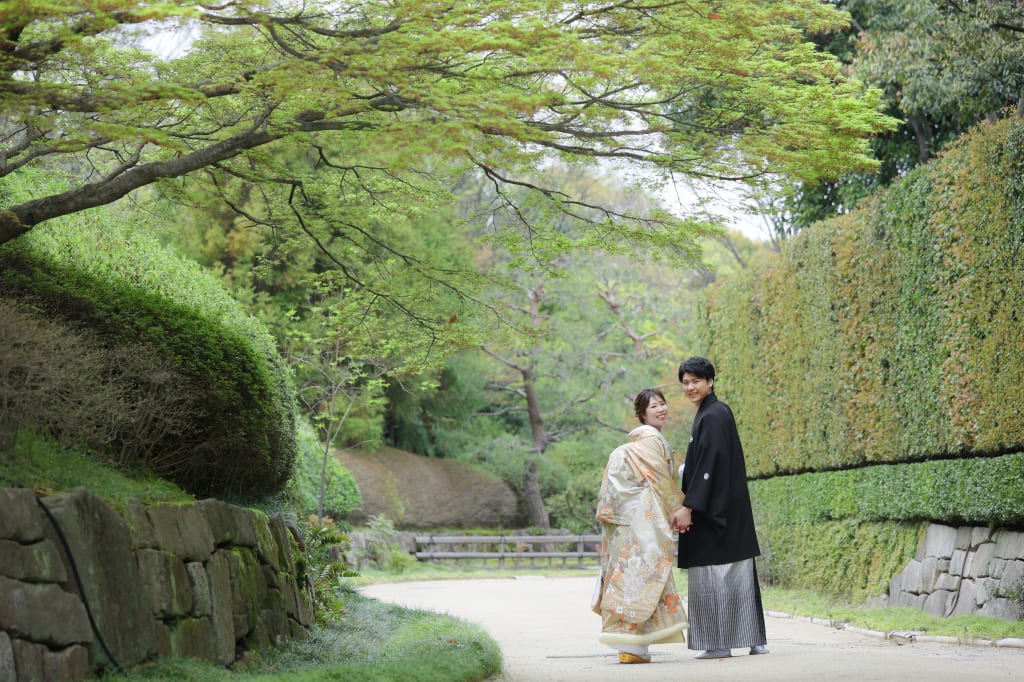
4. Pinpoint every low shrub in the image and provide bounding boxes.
[289,419,362,522]
[0,219,296,499]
